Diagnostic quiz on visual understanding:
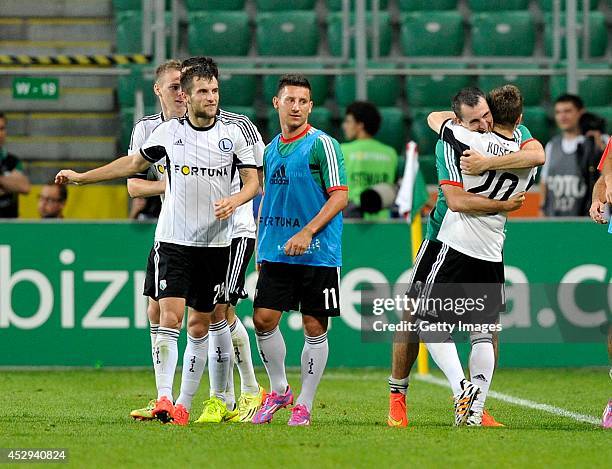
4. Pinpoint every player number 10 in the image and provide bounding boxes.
[323,287,337,310]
